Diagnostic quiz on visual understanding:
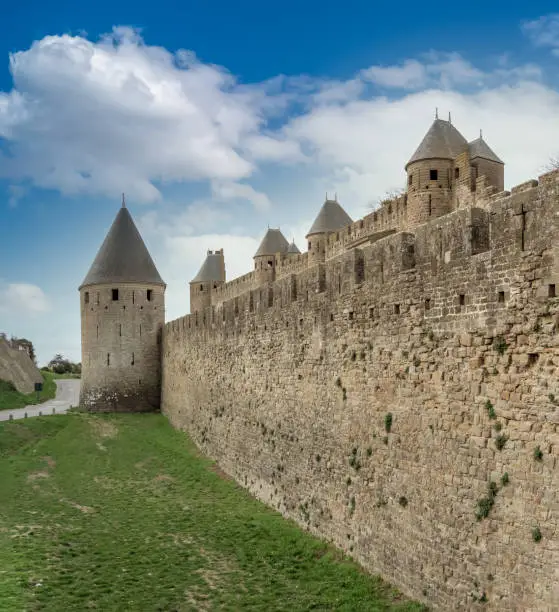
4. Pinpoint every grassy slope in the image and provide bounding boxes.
[0,414,427,612]
[0,372,57,411]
